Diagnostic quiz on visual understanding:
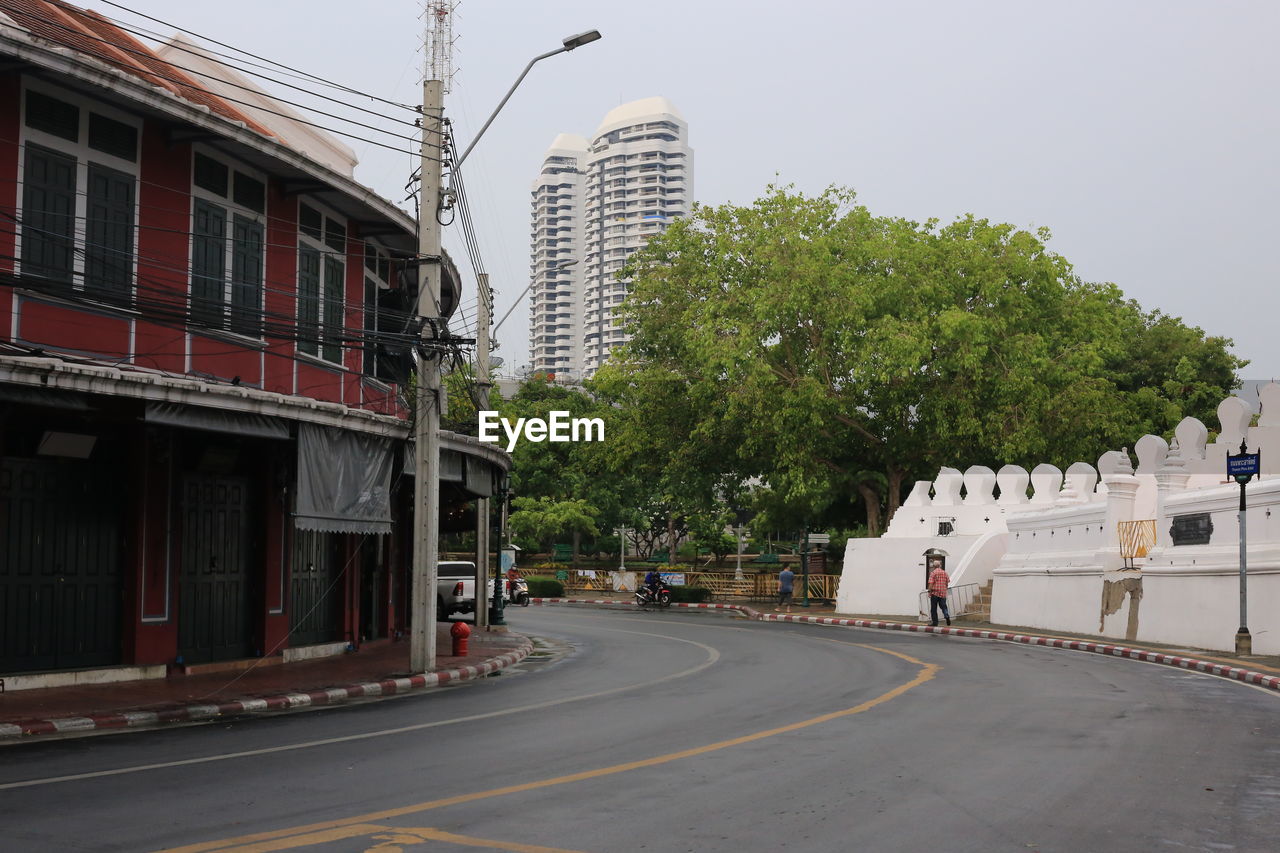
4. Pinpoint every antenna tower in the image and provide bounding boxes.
[423,1,456,90]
